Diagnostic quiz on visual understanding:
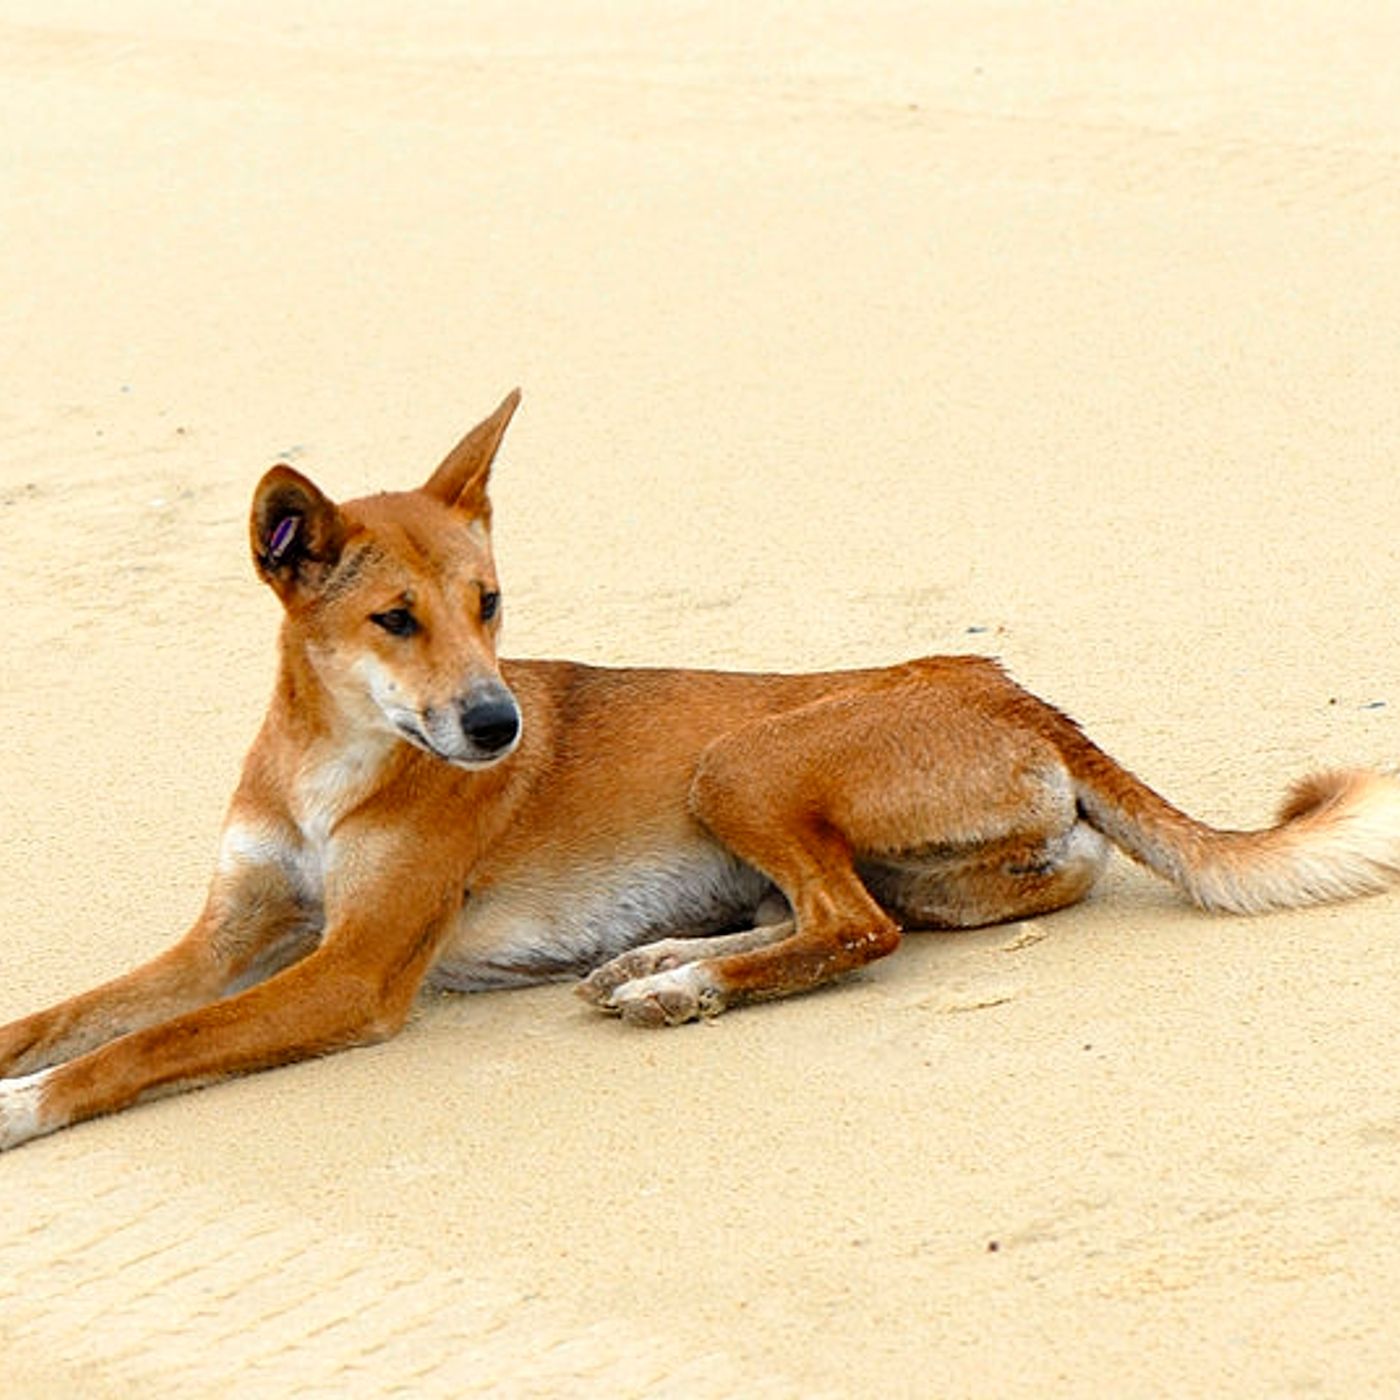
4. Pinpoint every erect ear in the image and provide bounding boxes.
[250,465,347,599]
[420,388,521,519]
